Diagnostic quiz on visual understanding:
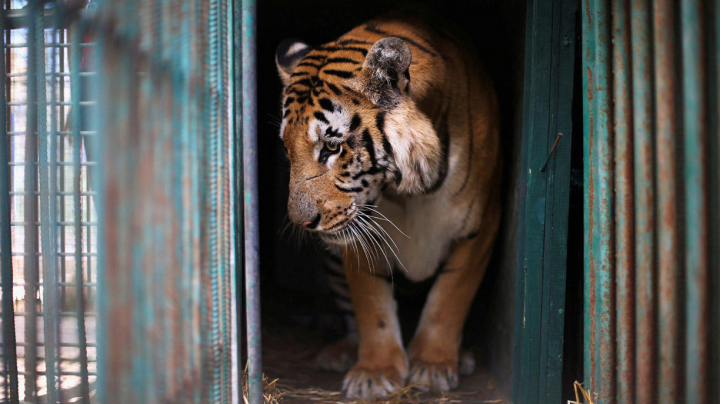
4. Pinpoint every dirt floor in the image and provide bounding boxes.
[260,315,507,404]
